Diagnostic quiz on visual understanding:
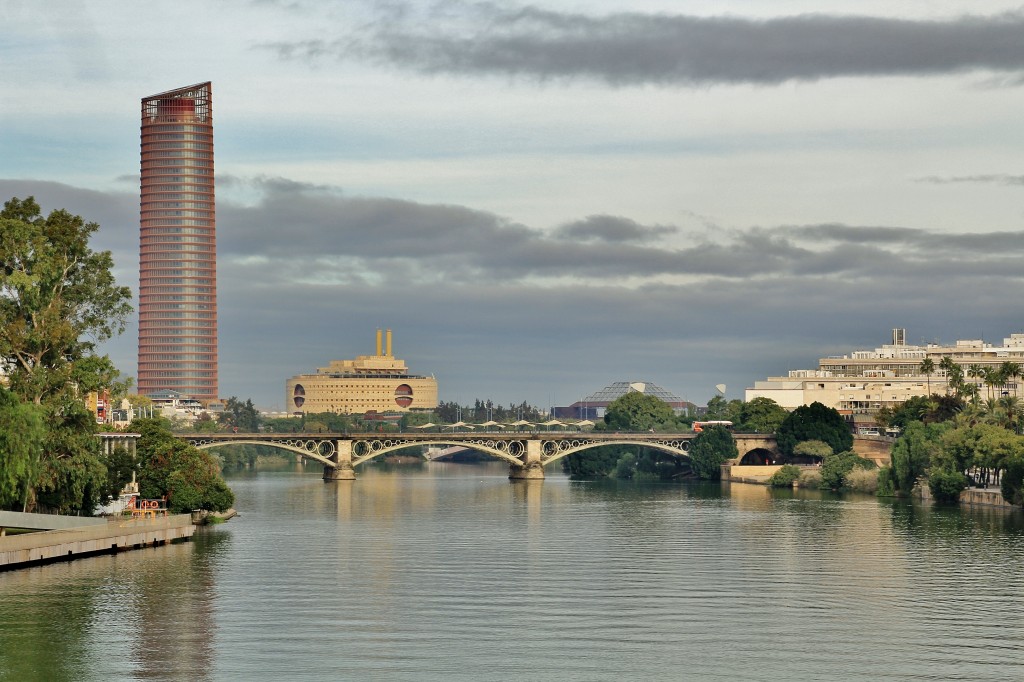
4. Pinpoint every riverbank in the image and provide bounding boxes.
[0,512,195,571]
[725,463,1017,508]
[192,508,238,524]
